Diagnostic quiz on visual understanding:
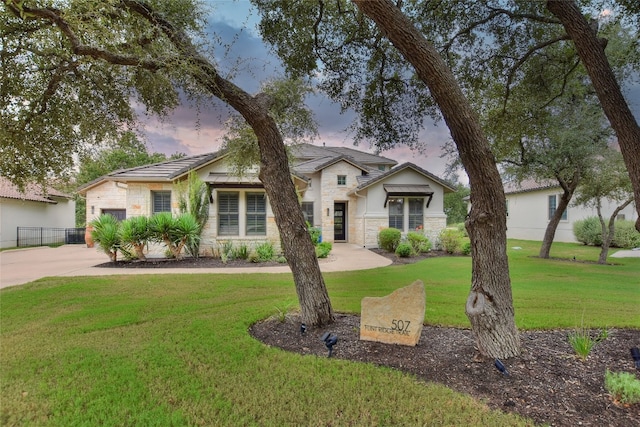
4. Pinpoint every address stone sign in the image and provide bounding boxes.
[360,280,425,346]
